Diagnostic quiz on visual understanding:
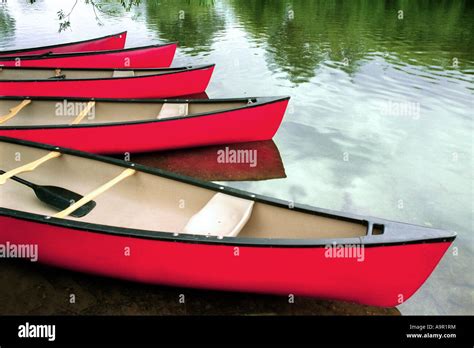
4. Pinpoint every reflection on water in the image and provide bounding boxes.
[145,0,227,56]
[128,141,286,182]
[0,3,15,40]
[230,0,473,83]
[0,0,472,315]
